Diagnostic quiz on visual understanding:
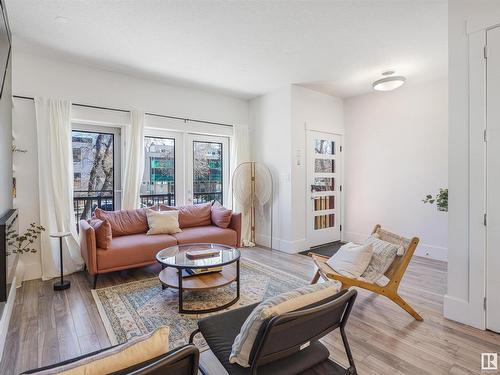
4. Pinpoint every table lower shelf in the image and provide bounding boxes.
[159,264,237,291]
